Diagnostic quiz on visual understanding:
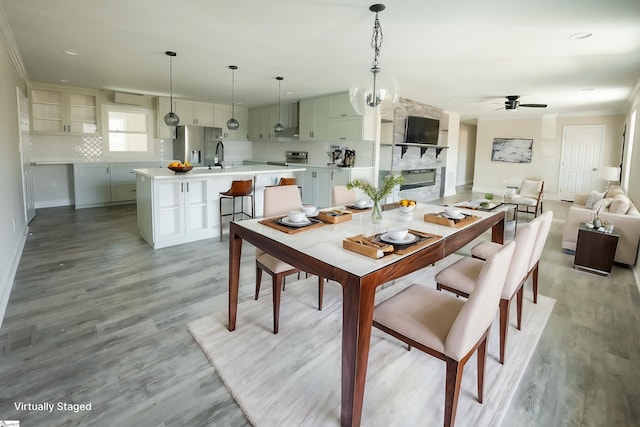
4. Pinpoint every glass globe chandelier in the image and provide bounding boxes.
[163,51,180,126]
[349,4,399,115]
[226,65,240,131]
